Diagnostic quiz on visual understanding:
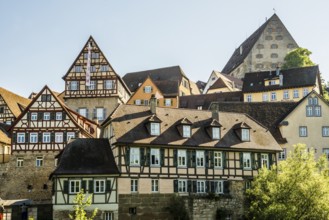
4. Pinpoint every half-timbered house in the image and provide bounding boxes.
[0,87,30,125]
[51,138,119,220]
[101,97,281,219]
[0,85,98,218]
[62,36,131,123]
[0,123,10,164]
